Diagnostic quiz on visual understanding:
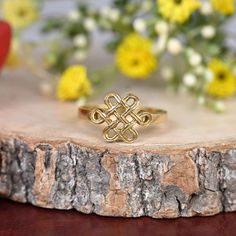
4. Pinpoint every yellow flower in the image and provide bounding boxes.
[211,0,235,15]
[158,0,201,24]
[2,0,38,29]
[116,34,157,79]
[57,65,92,101]
[6,39,20,68]
[207,59,236,98]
